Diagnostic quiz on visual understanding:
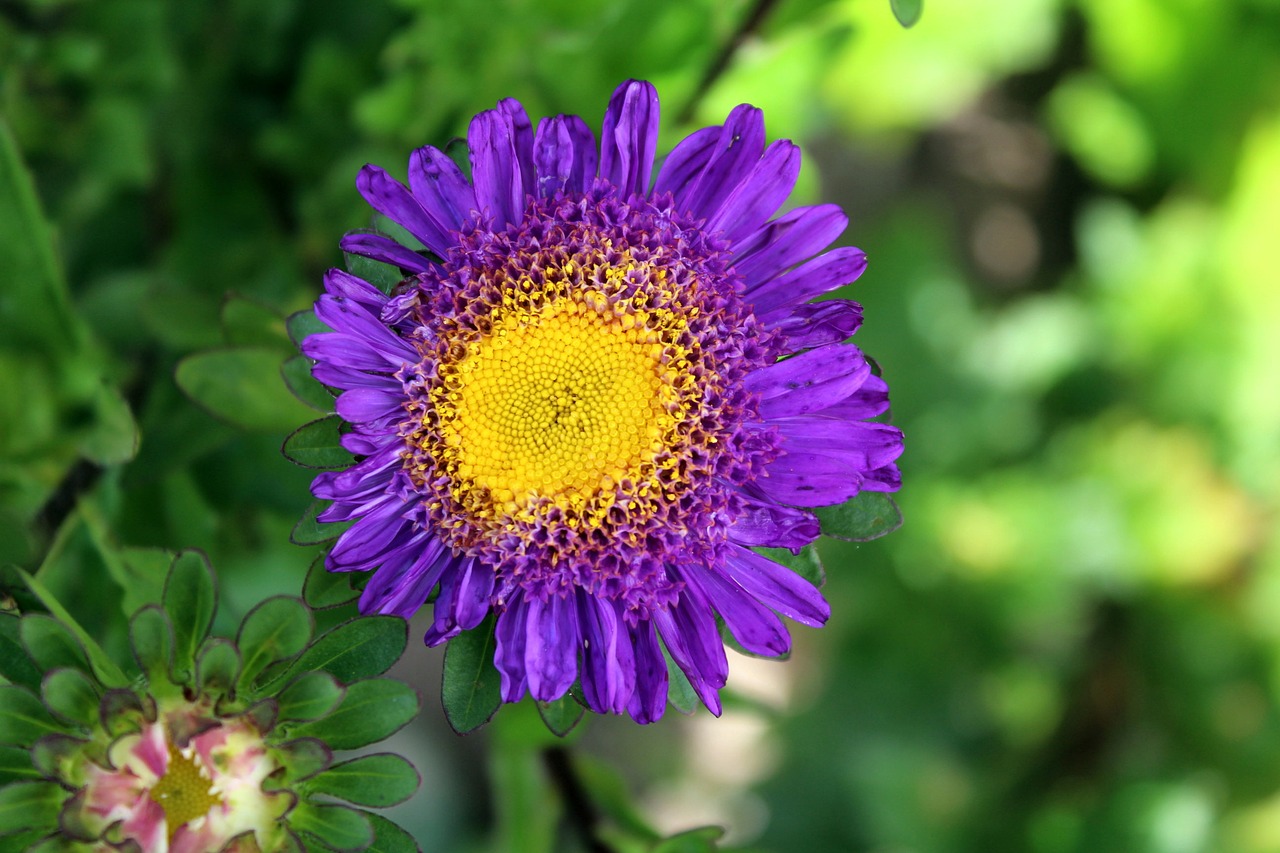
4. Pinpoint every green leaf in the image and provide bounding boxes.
[441,614,502,734]
[813,491,903,543]
[536,694,584,737]
[305,753,419,807]
[77,381,139,466]
[273,616,406,687]
[237,596,314,692]
[0,781,64,837]
[291,500,352,546]
[282,354,335,412]
[344,248,408,293]
[129,604,175,687]
[756,544,825,588]
[15,569,127,688]
[221,293,289,348]
[575,756,660,842]
[276,671,346,722]
[662,643,698,715]
[40,669,100,729]
[291,802,374,853]
[364,812,420,853]
[0,745,40,785]
[175,346,317,432]
[288,678,419,750]
[283,416,353,469]
[890,0,923,28]
[196,638,241,698]
[268,737,332,783]
[163,551,217,683]
[140,283,223,350]
[652,826,725,853]
[286,308,331,349]
[80,500,171,614]
[19,614,90,676]
[303,553,359,609]
[0,686,63,747]
[0,617,41,692]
